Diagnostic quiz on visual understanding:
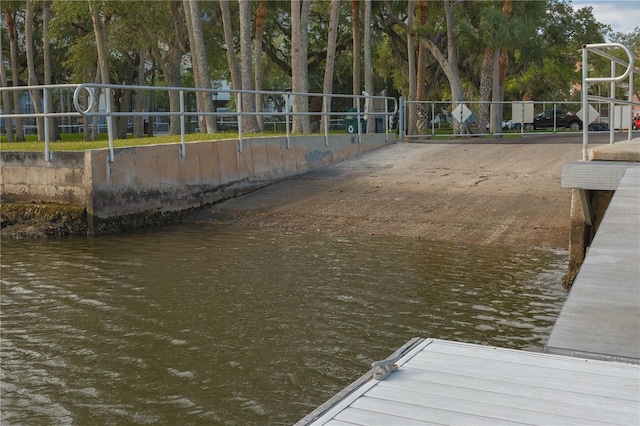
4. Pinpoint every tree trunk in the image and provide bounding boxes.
[254,0,267,131]
[162,61,183,135]
[148,65,156,137]
[416,0,428,135]
[351,0,361,107]
[89,2,112,140]
[90,3,110,85]
[115,95,129,139]
[239,0,260,132]
[406,1,417,136]
[183,0,205,133]
[388,0,466,135]
[491,48,501,134]
[0,26,15,142]
[6,10,24,141]
[491,0,513,137]
[220,0,242,91]
[91,63,101,141]
[185,0,216,133]
[134,48,146,138]
[291,0,311,134]
[152,0,188,135]
[26,3,44,141]
[42,1,60,141]
[0,27,15,142]
[320,0,340,132]
[478,47,493,135]
[442,0,466,134]
[364,0,375,133]
[83,85,90,141]
[71,19,91,140]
